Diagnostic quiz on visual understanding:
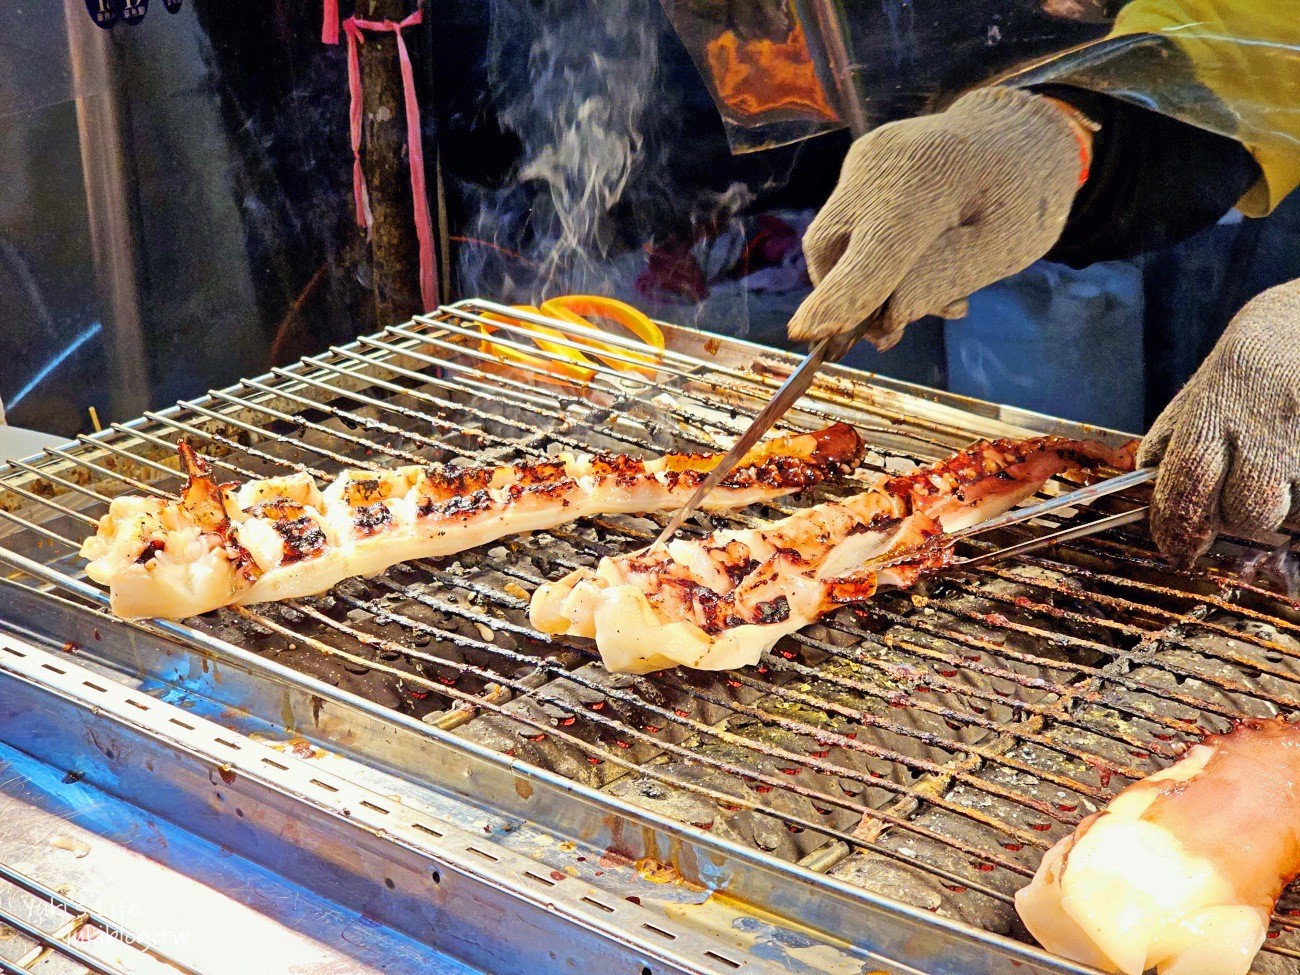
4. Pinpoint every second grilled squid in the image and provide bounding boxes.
[531,435,1134,673]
